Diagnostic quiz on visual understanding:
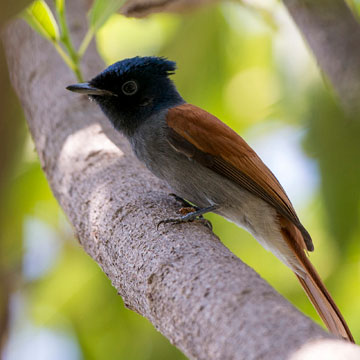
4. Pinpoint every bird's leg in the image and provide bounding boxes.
[169,193,200,211]
[157,204,218,230]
